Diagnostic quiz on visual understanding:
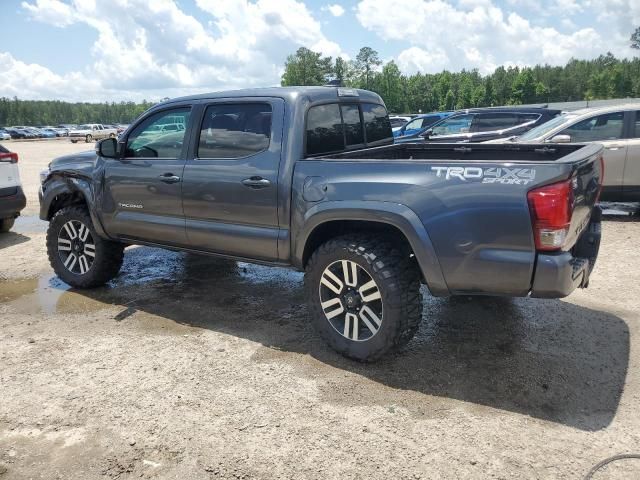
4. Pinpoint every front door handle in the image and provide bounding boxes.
[241,176,271,189]
[159,173,181,184]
